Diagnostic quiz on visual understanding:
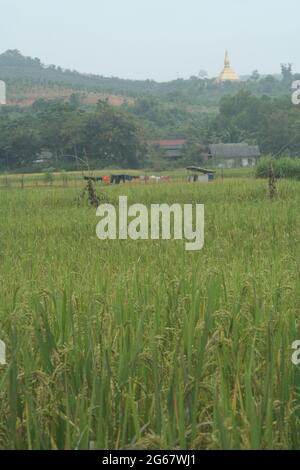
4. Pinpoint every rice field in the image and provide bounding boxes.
[0,167,254,190]
[0,176,300,450]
